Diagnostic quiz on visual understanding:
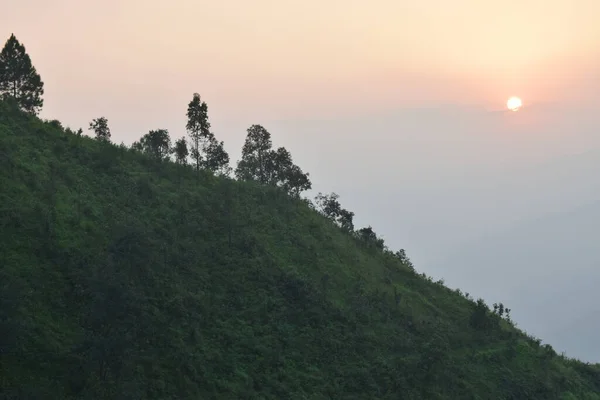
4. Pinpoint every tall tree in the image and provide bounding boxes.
[271,149,311,197]
[236,124,311,195]
[186,93,211,171]
[132,129,172,161]
[173,137,188,165]
[235,124,273,183]
[204,136,231,176]
[281,164,311,198]
[89,117,111,142]
[0,34,44,115]
[269,147,293,184]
